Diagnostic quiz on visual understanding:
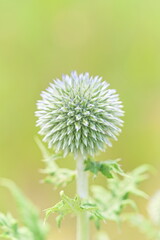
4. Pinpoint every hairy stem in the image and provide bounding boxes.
[76,155,89,240]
